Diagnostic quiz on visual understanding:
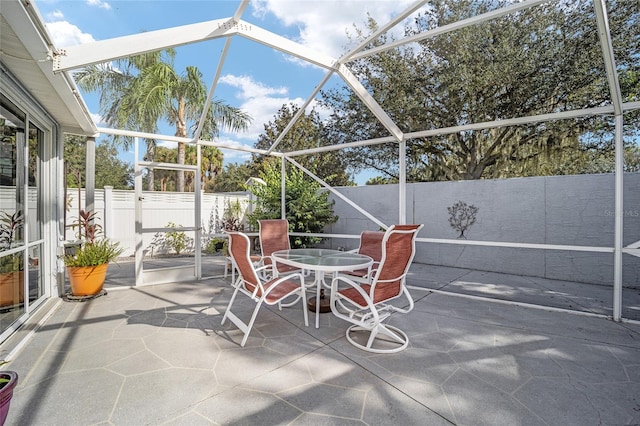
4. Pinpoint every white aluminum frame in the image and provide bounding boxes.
[132,138,203,286]
[49,0,639,322]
